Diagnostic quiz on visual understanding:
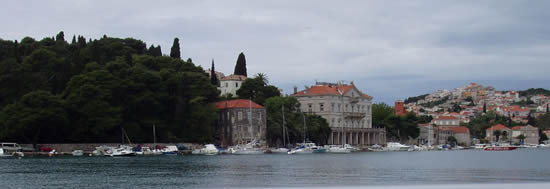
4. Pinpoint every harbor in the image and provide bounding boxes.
[2,148,550,188]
